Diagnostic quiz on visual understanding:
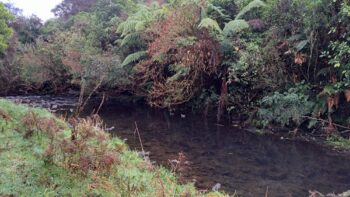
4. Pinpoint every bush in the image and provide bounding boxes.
[258,83,315,127]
